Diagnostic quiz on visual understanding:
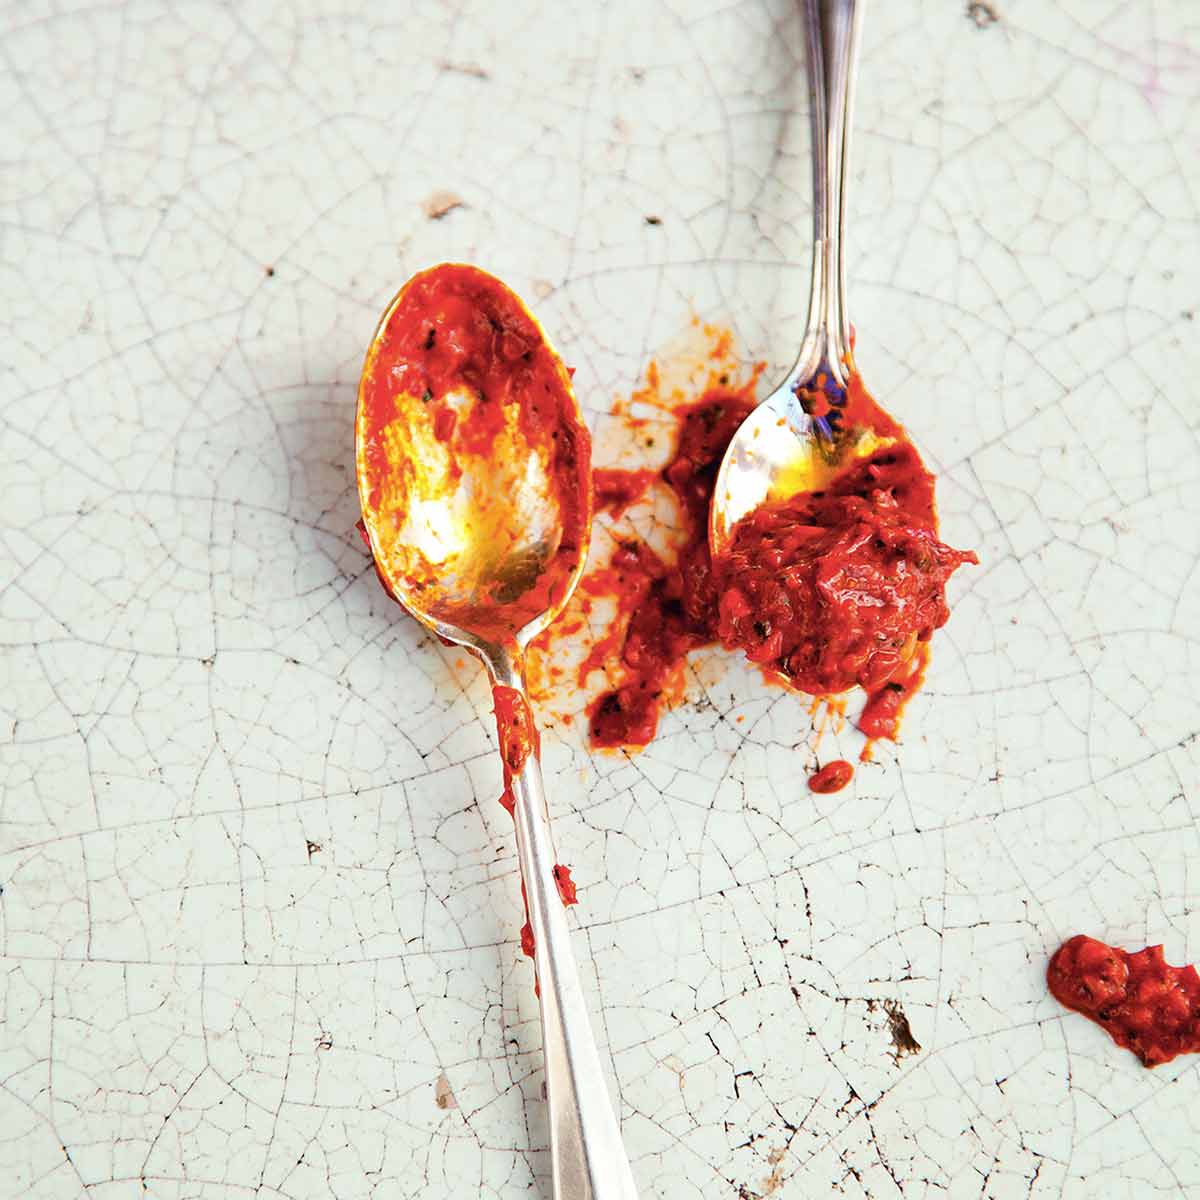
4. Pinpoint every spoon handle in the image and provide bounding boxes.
[798,0,864,385]
[490,654,640,1200]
